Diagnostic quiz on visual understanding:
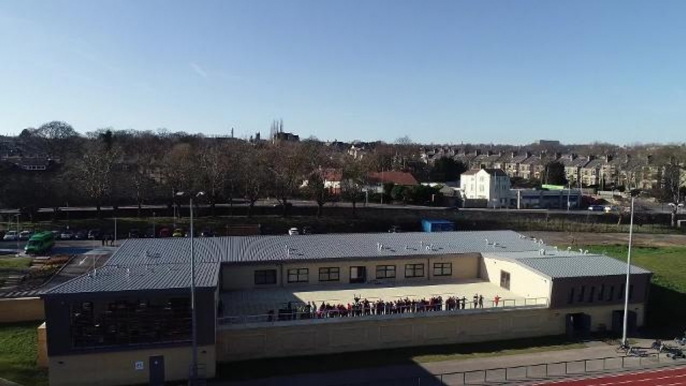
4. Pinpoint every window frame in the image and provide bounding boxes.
[254,269,277,285]
[433,262,452,277]
[318,267,340,282]
[404,263,425,278]
[375,265,396,279]
[287,268,309,283]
